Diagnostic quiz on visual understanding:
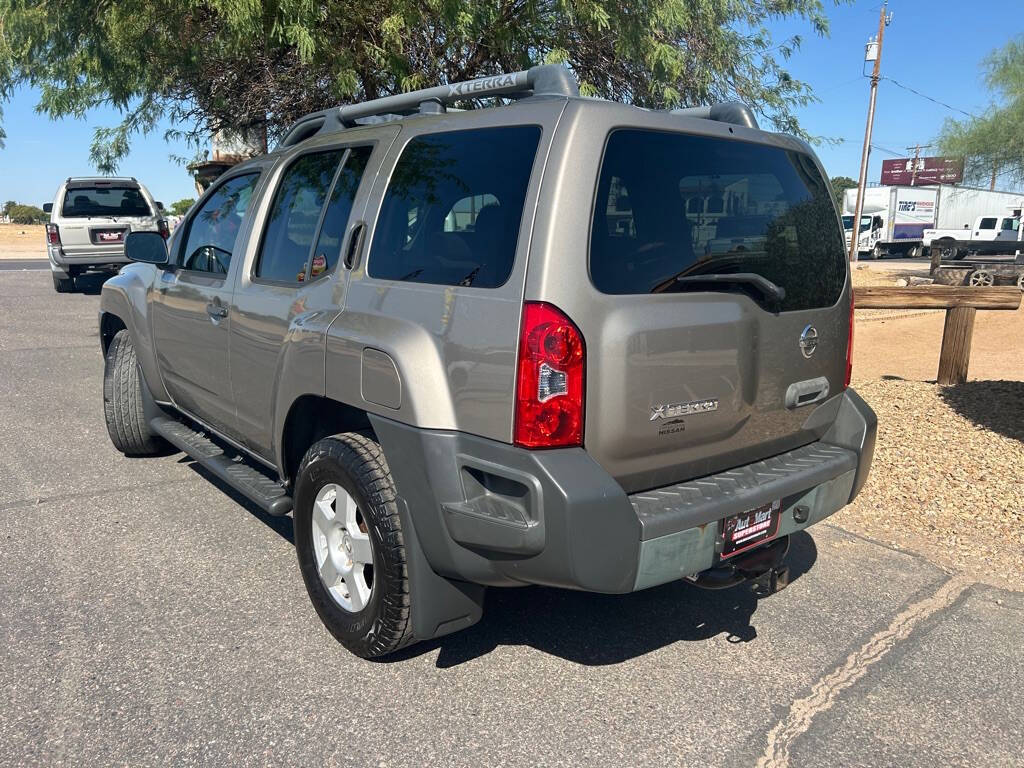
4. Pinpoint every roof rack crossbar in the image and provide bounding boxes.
[337,63,577,127]
[279,64,576,147]
[672,102,759,130]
